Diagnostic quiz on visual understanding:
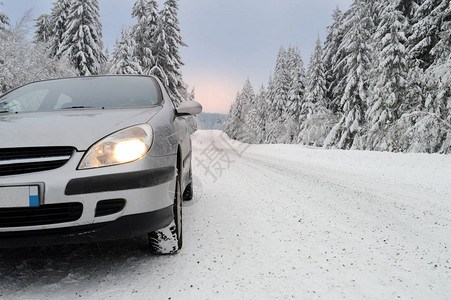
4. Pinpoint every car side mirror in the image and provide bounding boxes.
[175,101,203,116]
